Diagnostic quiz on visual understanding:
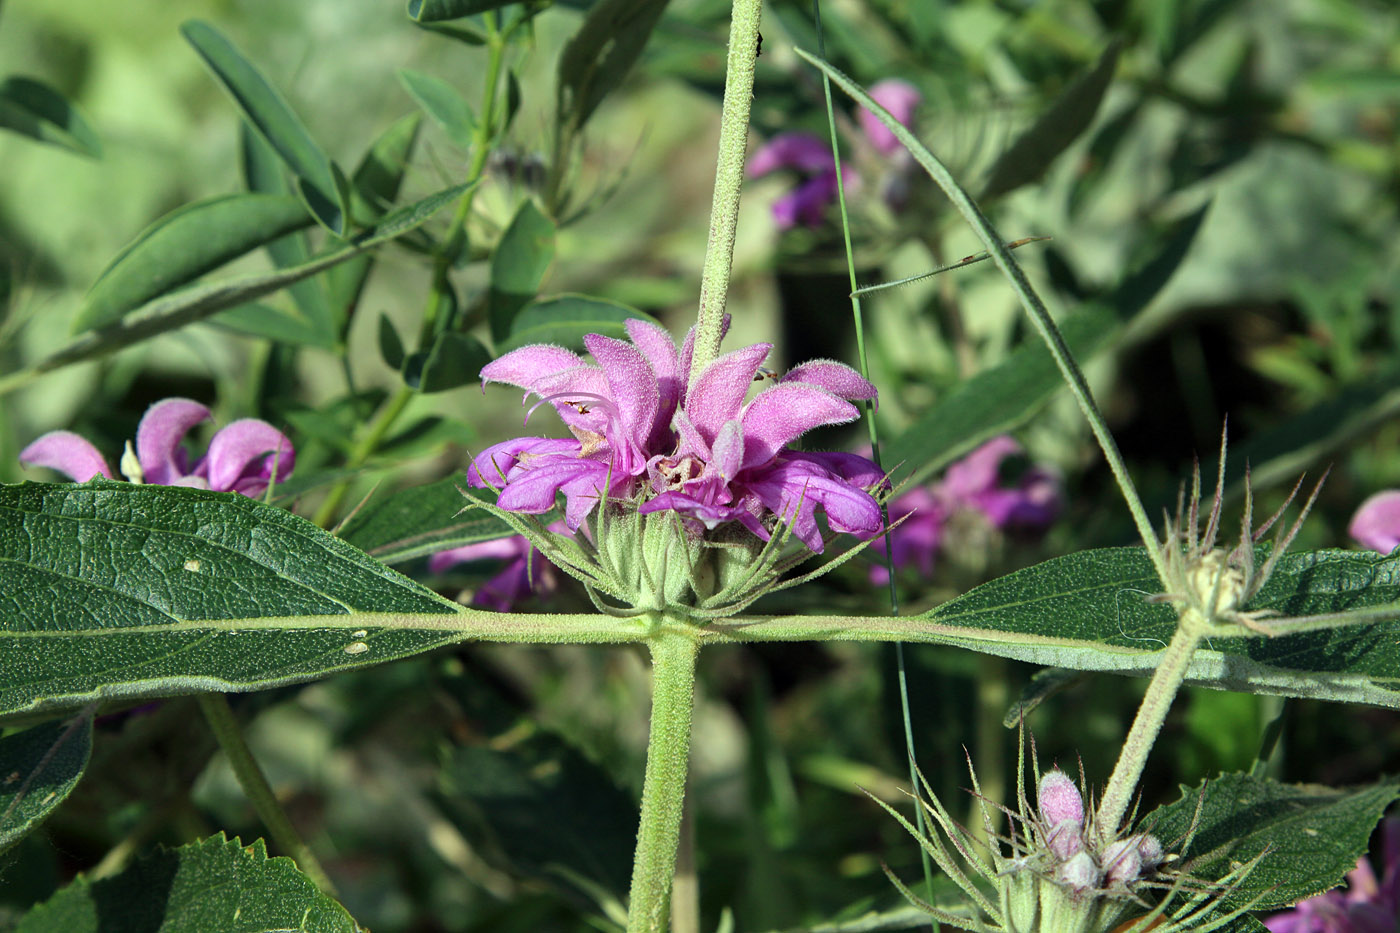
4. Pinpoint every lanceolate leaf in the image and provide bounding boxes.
[407,0,513,21]
[0,714,93,854]
[0,76,101,158]
[0,482,636,720]
[488,200,556,341]
[181,20,350,235]
[398,69,476,148]
[72,194,314,333]
[980,40,1122,200]
[556,0,671,137]
[1144,773,1400,910]
[499,294,661,353]
[18,183,475,386]
[15,834,358,932]
[338,478,513,565]
[710,546,1400,707]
